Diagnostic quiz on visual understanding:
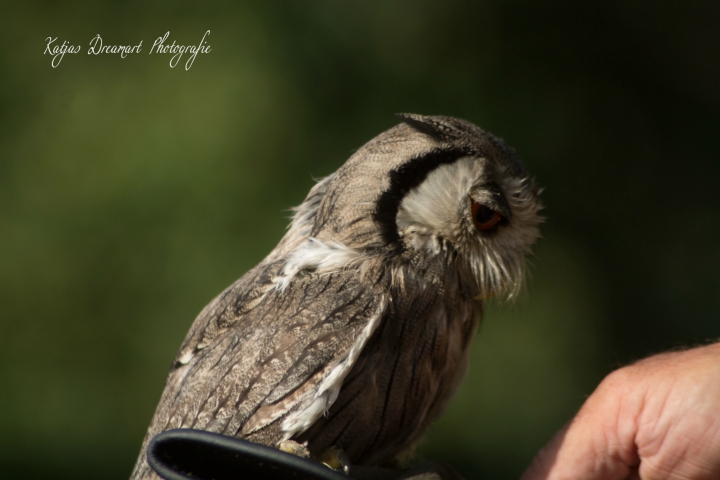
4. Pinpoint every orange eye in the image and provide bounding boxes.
[471,200,503,231]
